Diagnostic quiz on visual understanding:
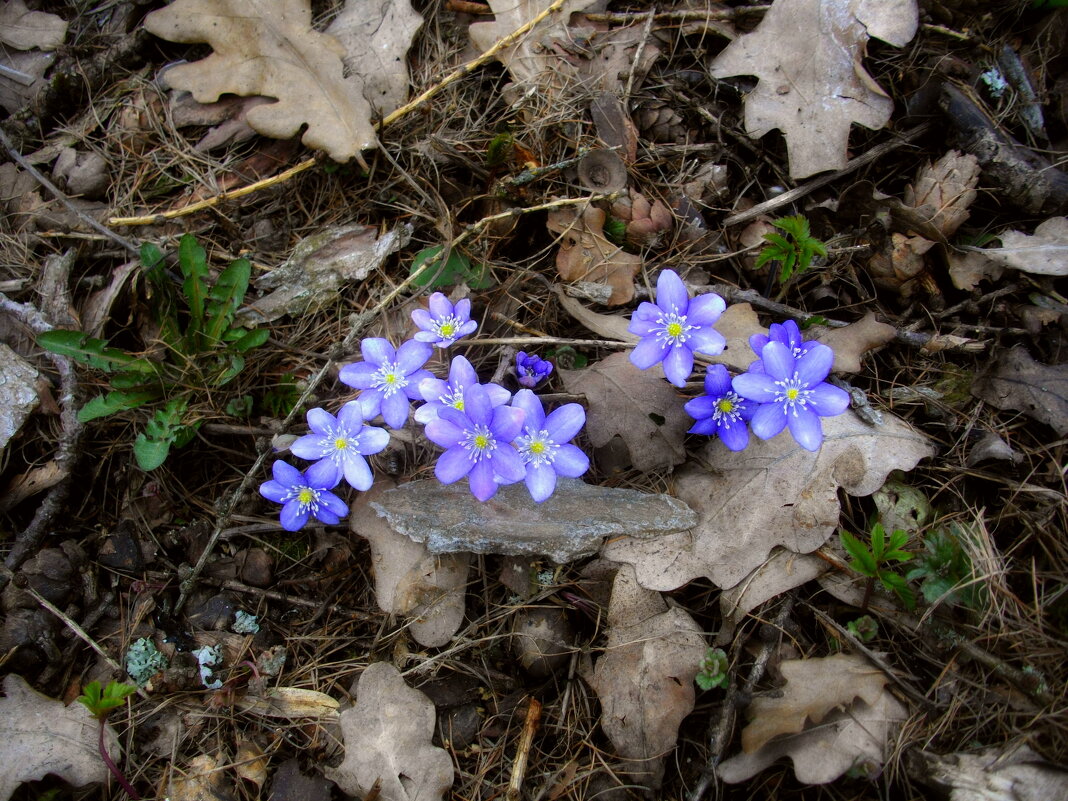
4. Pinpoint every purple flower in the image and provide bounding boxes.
[414,354,510,424]
[683,364,755,451]
[628,269,727,387]
[731,341,850,452]
[259,460,349,531]
[747,320,816,373]
[290,402,390,490]
[425,383,526,502]
[338,338,434,429]
[516,351,553,389]
[412,293,478,347]
[510,389,590,502]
